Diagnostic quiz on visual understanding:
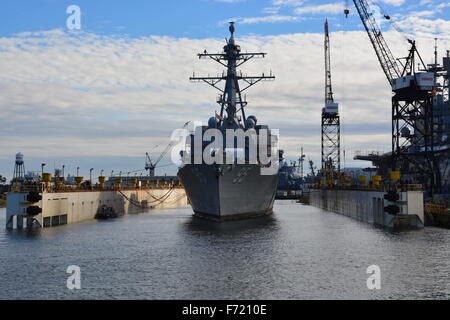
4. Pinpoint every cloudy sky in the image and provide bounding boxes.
[1,0,450,179]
